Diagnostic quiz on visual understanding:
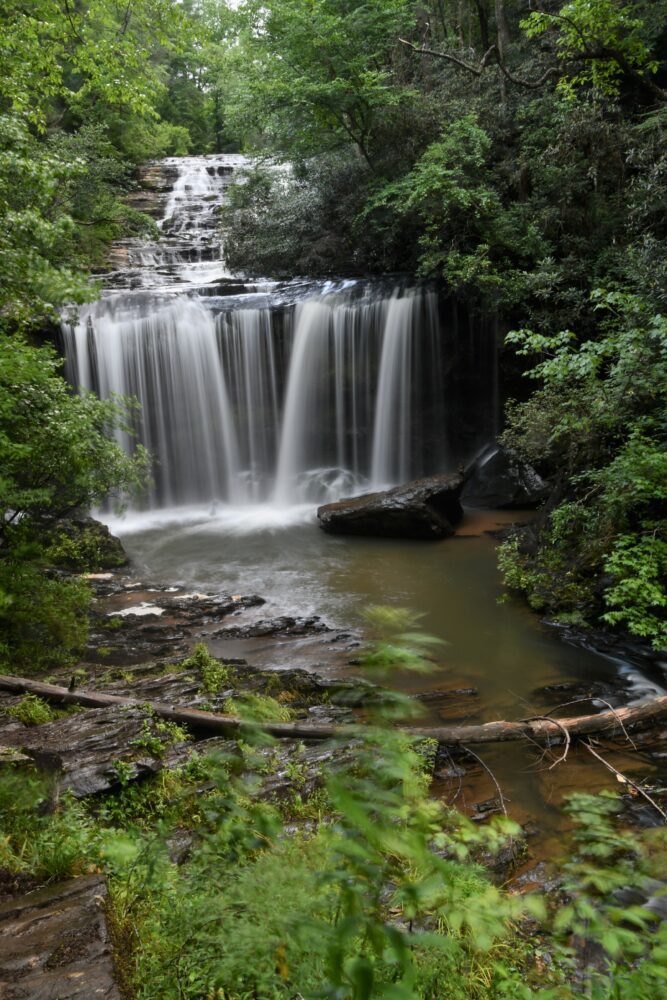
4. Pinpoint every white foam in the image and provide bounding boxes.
[111,603,165,617]
[103,502,317,537]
